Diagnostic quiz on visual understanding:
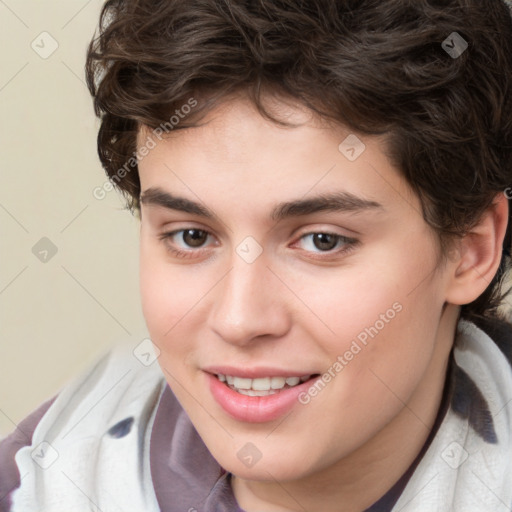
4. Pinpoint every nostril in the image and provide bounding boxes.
[107,417,134,438]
